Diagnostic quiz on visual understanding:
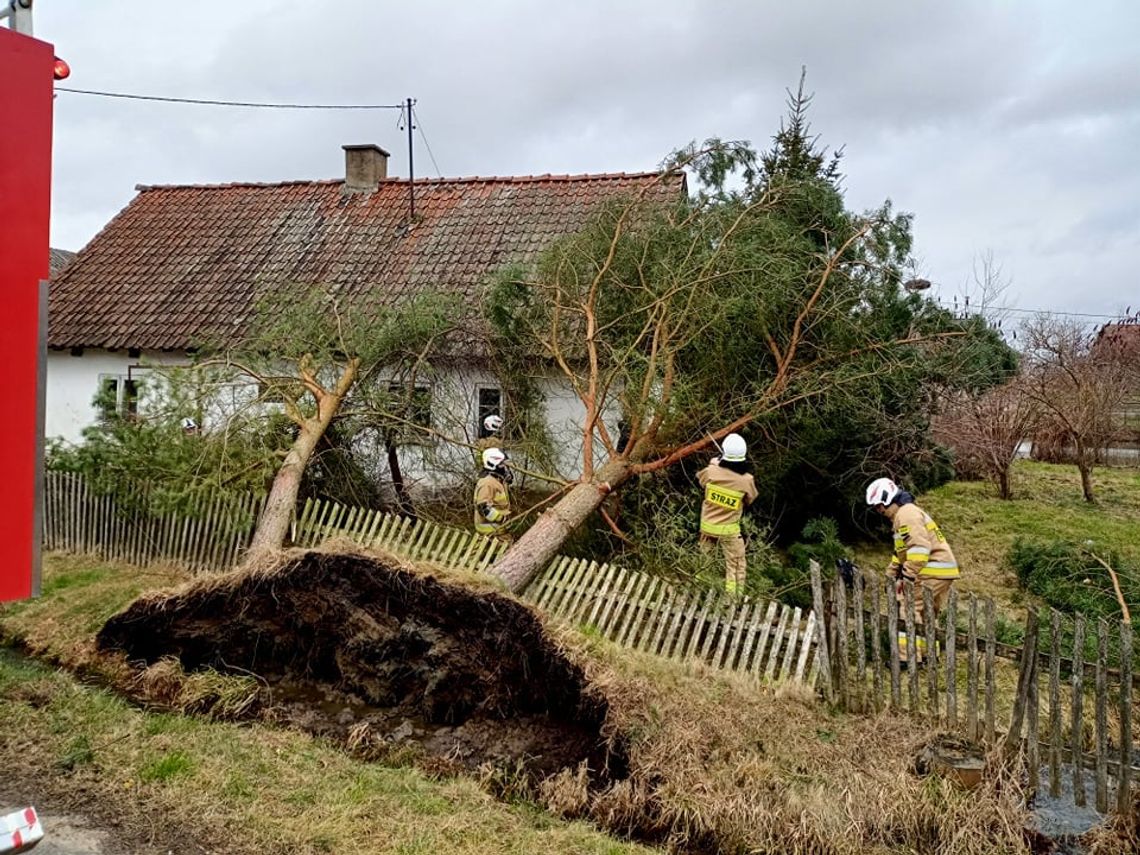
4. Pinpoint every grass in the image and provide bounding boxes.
[0,555,652,855]
[10,548,1136,853]
[852,461,1140,617]
[0,648,652,855]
